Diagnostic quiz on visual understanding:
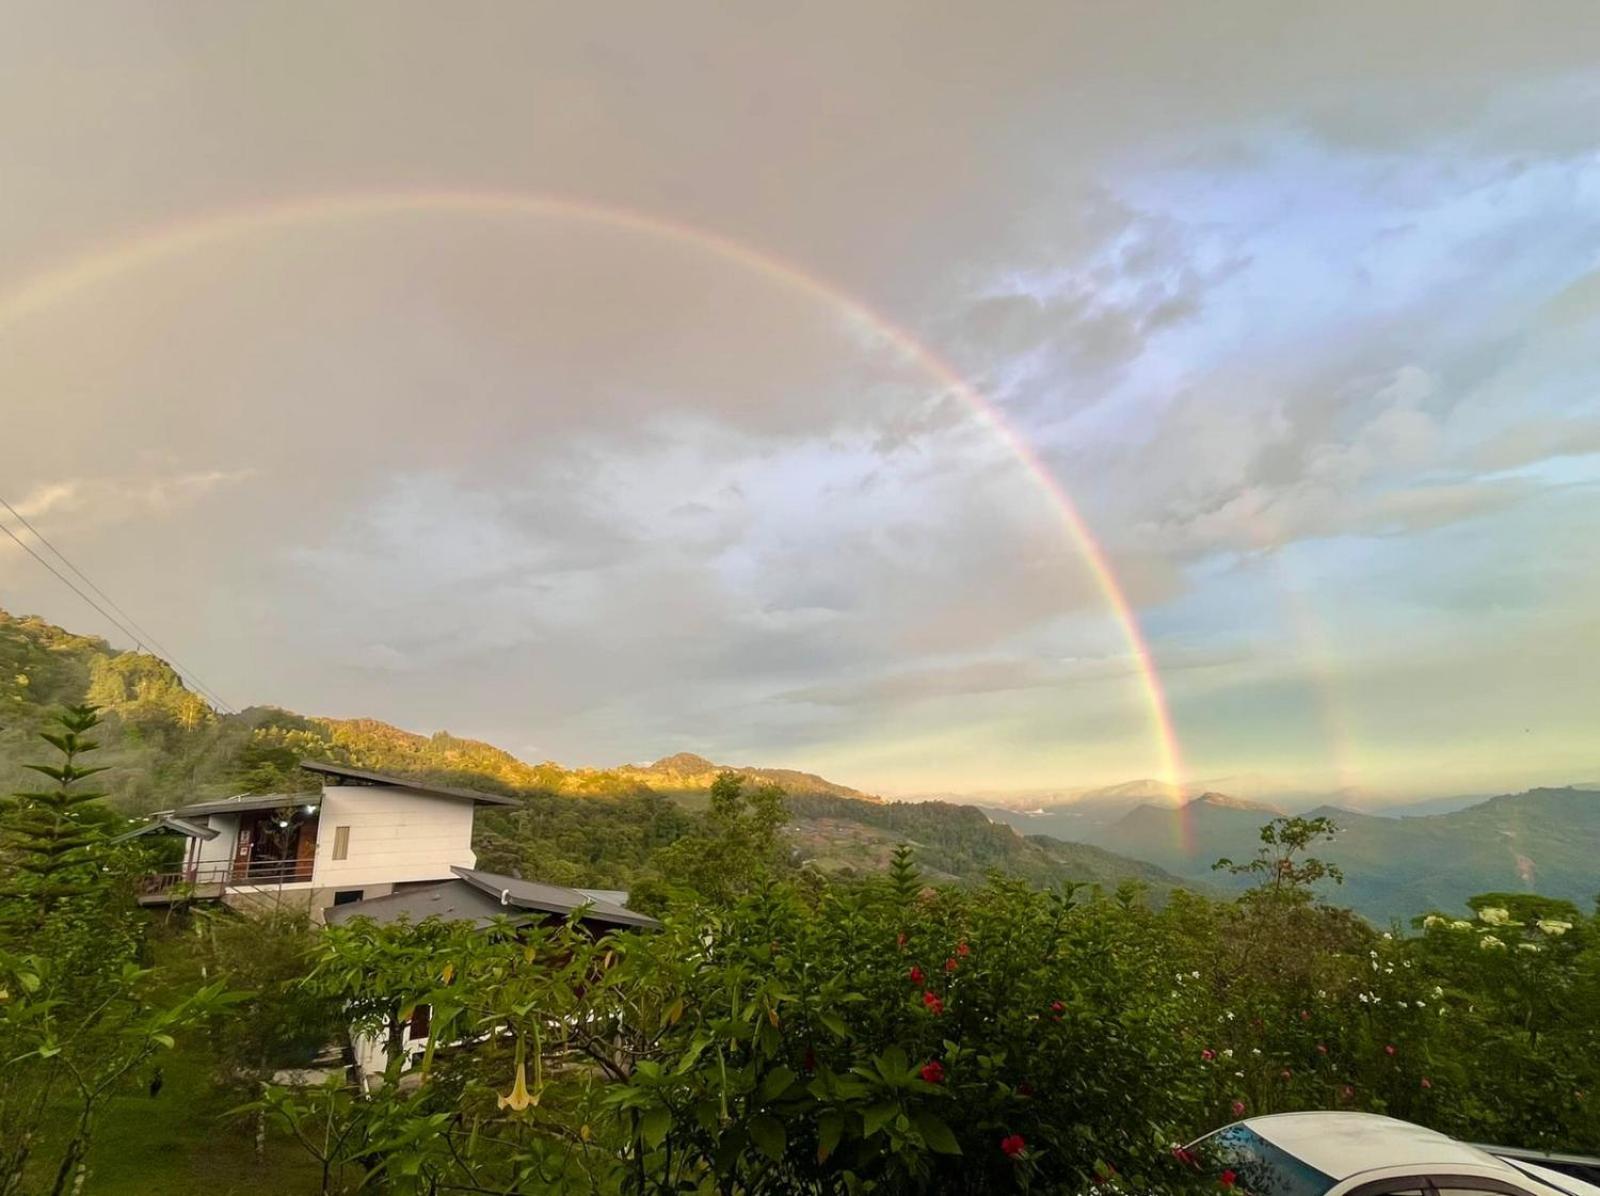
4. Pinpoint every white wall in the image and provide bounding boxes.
[192,814,239,871]
[311,786,478,888]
